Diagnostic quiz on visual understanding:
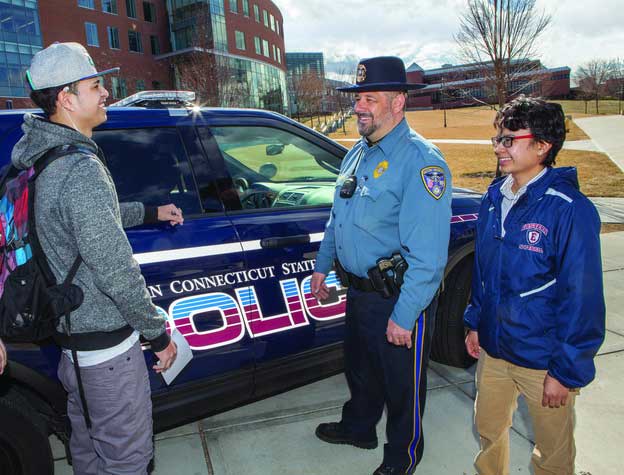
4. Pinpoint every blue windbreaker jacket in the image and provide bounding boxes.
[463,167,605,388]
